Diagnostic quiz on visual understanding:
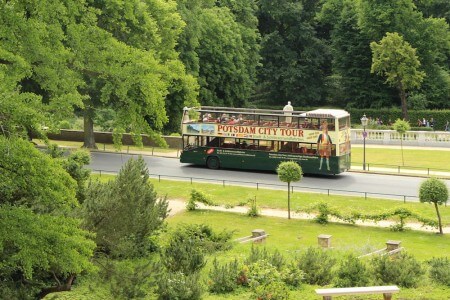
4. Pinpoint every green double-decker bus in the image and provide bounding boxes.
[180,105,351,175]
